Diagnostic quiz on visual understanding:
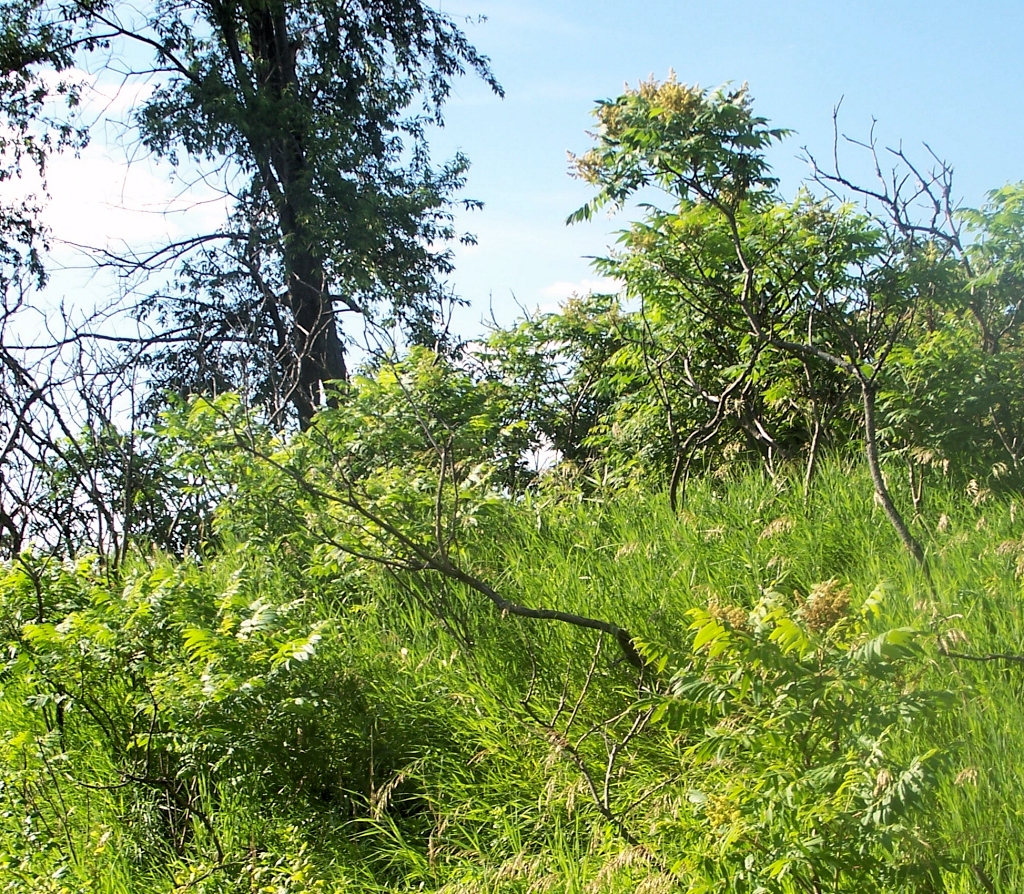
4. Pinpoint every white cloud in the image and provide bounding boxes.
[42,145,230,253]
[0,91,232,313]
[81,71,157,121]
[1,67,231,262]
[34,65,158,121]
